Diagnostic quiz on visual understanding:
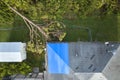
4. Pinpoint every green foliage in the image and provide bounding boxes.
[27,21,66,55]
[0,0,119,22]
[43,21,66,41]
[0,1,14,23]
[0,62,32,78]
[27,41,45,55]
[106,0,118,14]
